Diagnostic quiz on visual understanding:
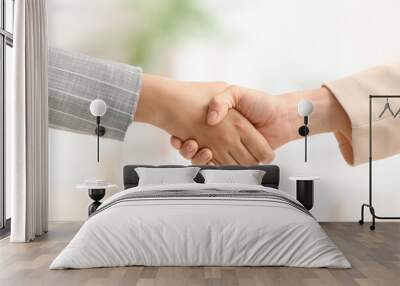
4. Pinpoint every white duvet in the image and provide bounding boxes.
[50,183,350,269]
